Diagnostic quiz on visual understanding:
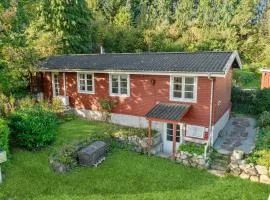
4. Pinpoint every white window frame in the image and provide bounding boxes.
[185,124,205,139]
[170,76,197,103]
[52,72,60,97]
[77,72,95,94]
[109,74,130,97]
